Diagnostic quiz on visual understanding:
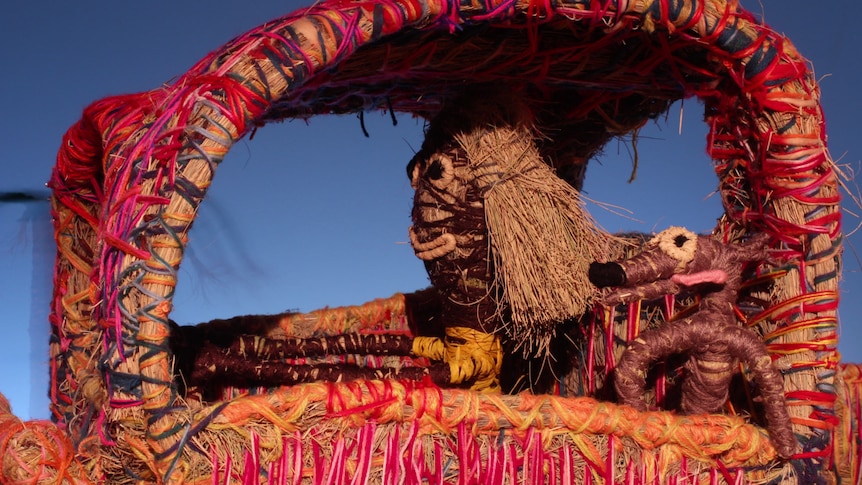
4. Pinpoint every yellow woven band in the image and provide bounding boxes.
[445,327,502,392]
[412,328,503,392]
[412,336,446,361]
